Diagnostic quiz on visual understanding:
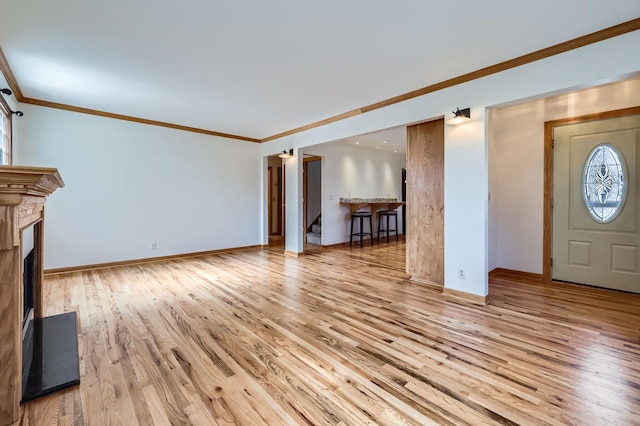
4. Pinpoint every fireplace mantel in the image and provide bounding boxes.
[0,166,64,425]
[0,165,64,197]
